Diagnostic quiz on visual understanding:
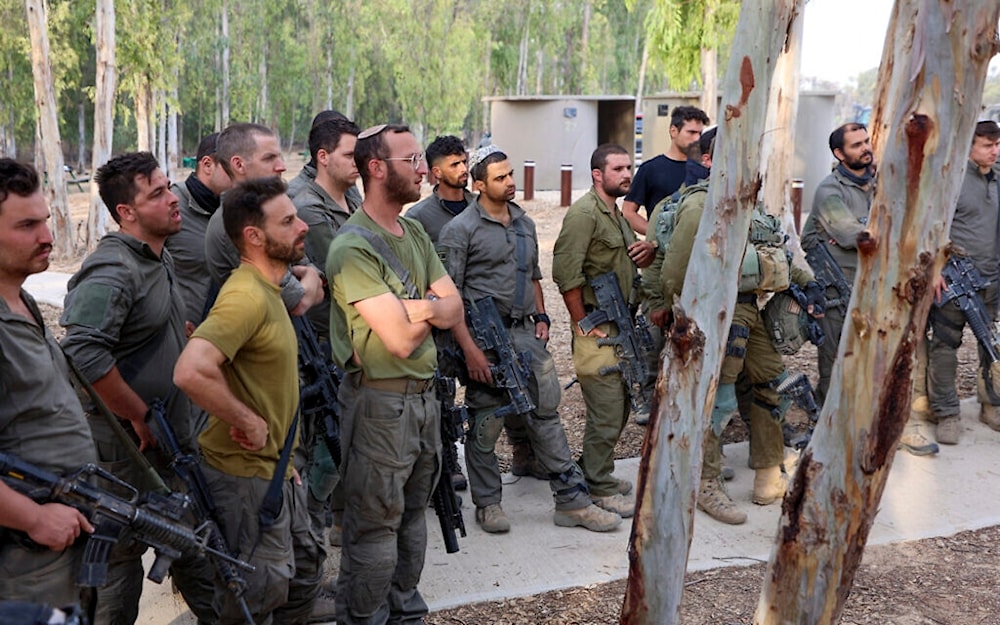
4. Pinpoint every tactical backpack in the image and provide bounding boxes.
[651,181,707,254]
